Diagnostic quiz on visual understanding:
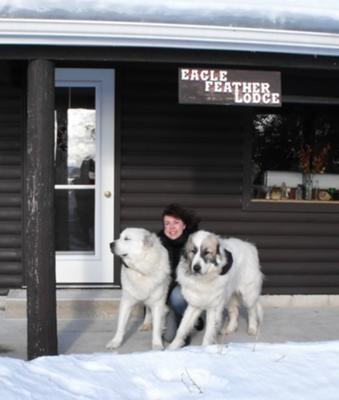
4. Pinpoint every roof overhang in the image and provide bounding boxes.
[1,18,339,56]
